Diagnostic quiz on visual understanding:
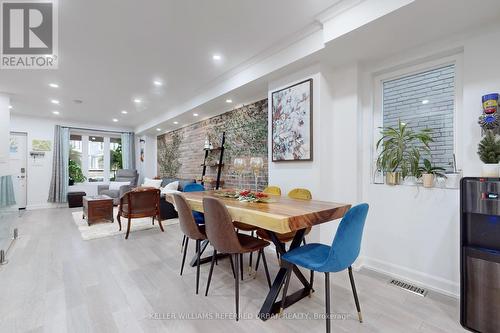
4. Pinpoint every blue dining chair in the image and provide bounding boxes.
[280,203,369,333]
[183,183,205,225]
